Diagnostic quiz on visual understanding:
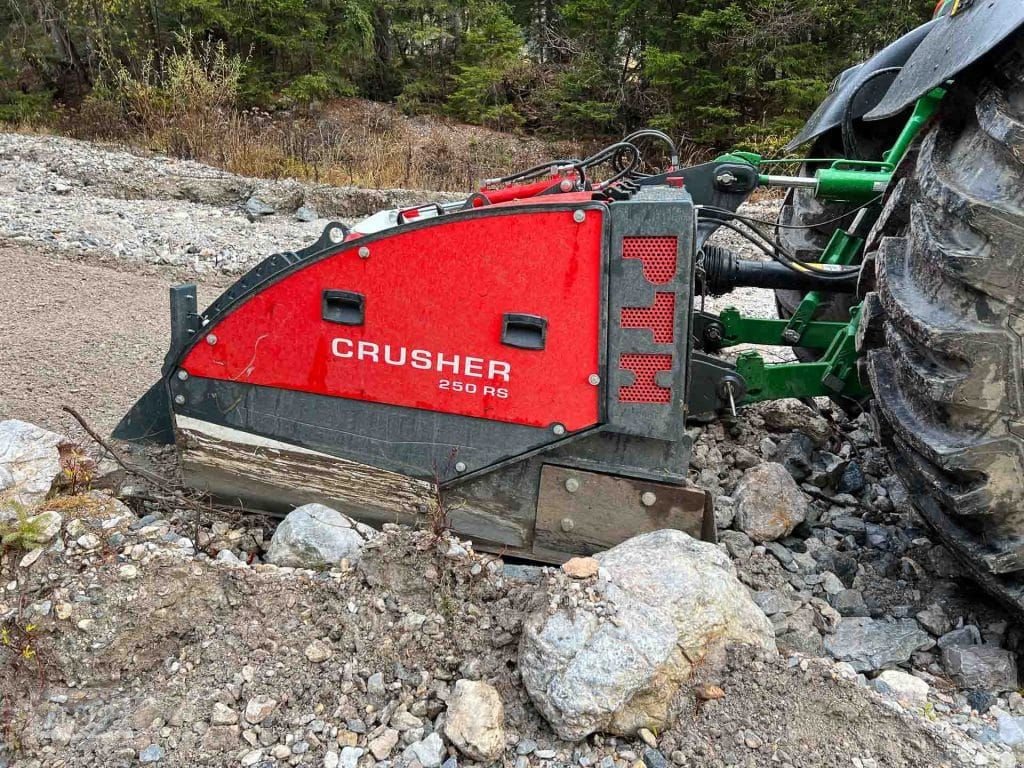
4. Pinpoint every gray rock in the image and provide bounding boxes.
[714,497,735,530]
[0,419,65,509]
[516,739,537,755]
[245,196,276,217]
[830,515,866,537]
[941,645,1018,692]
[642,749,668,768]
[519,530,774,741]
[915,604,952,637]
[759,401,831,446]
[871,669,929,706]
[719,530,754,561]
[938,625,982,649]
[830,589,869,618]
[339,746,363,768]
[751,590,793,617]
[837,462,866,495]
[996,713,1024,747]
[773,433,814,482]
[821,572,844,596]
[444,679,505,761]
[404,732,445,768]
[731,448,760,470]
[776,627,824,656]
[295,205,318,222]
[266,503,374,568]
[139,744,164,763]
[824,617,932,672]
[732,463,808,542]
[367,672,386,696]
[502,564,544,583]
